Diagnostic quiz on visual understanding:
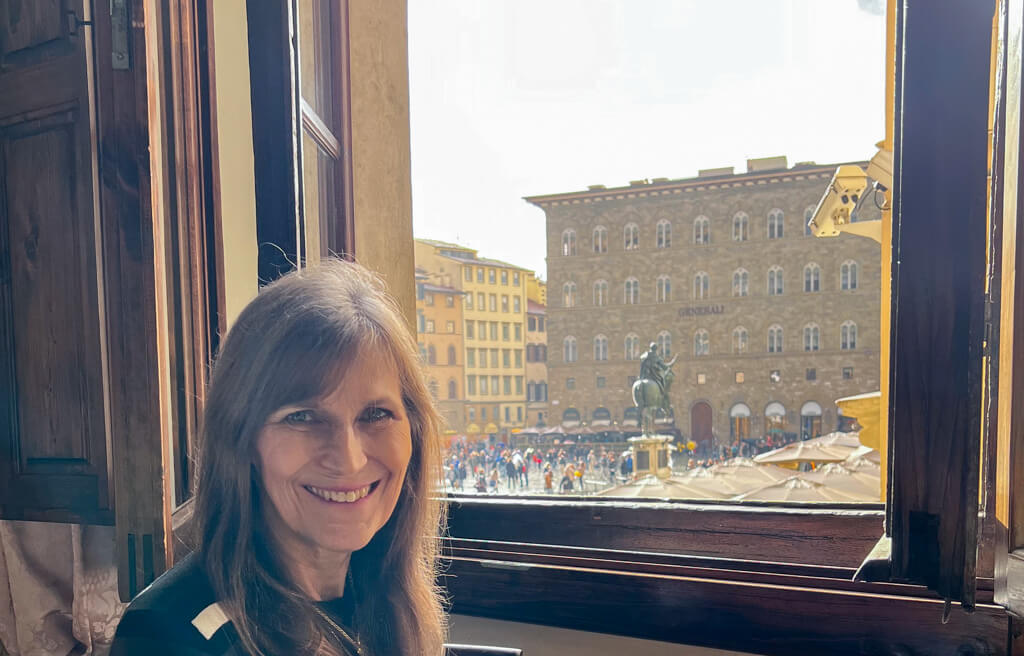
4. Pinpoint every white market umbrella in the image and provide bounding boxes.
[800,463,881,500]
[733,477,863,502]
[754,442,850,465]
